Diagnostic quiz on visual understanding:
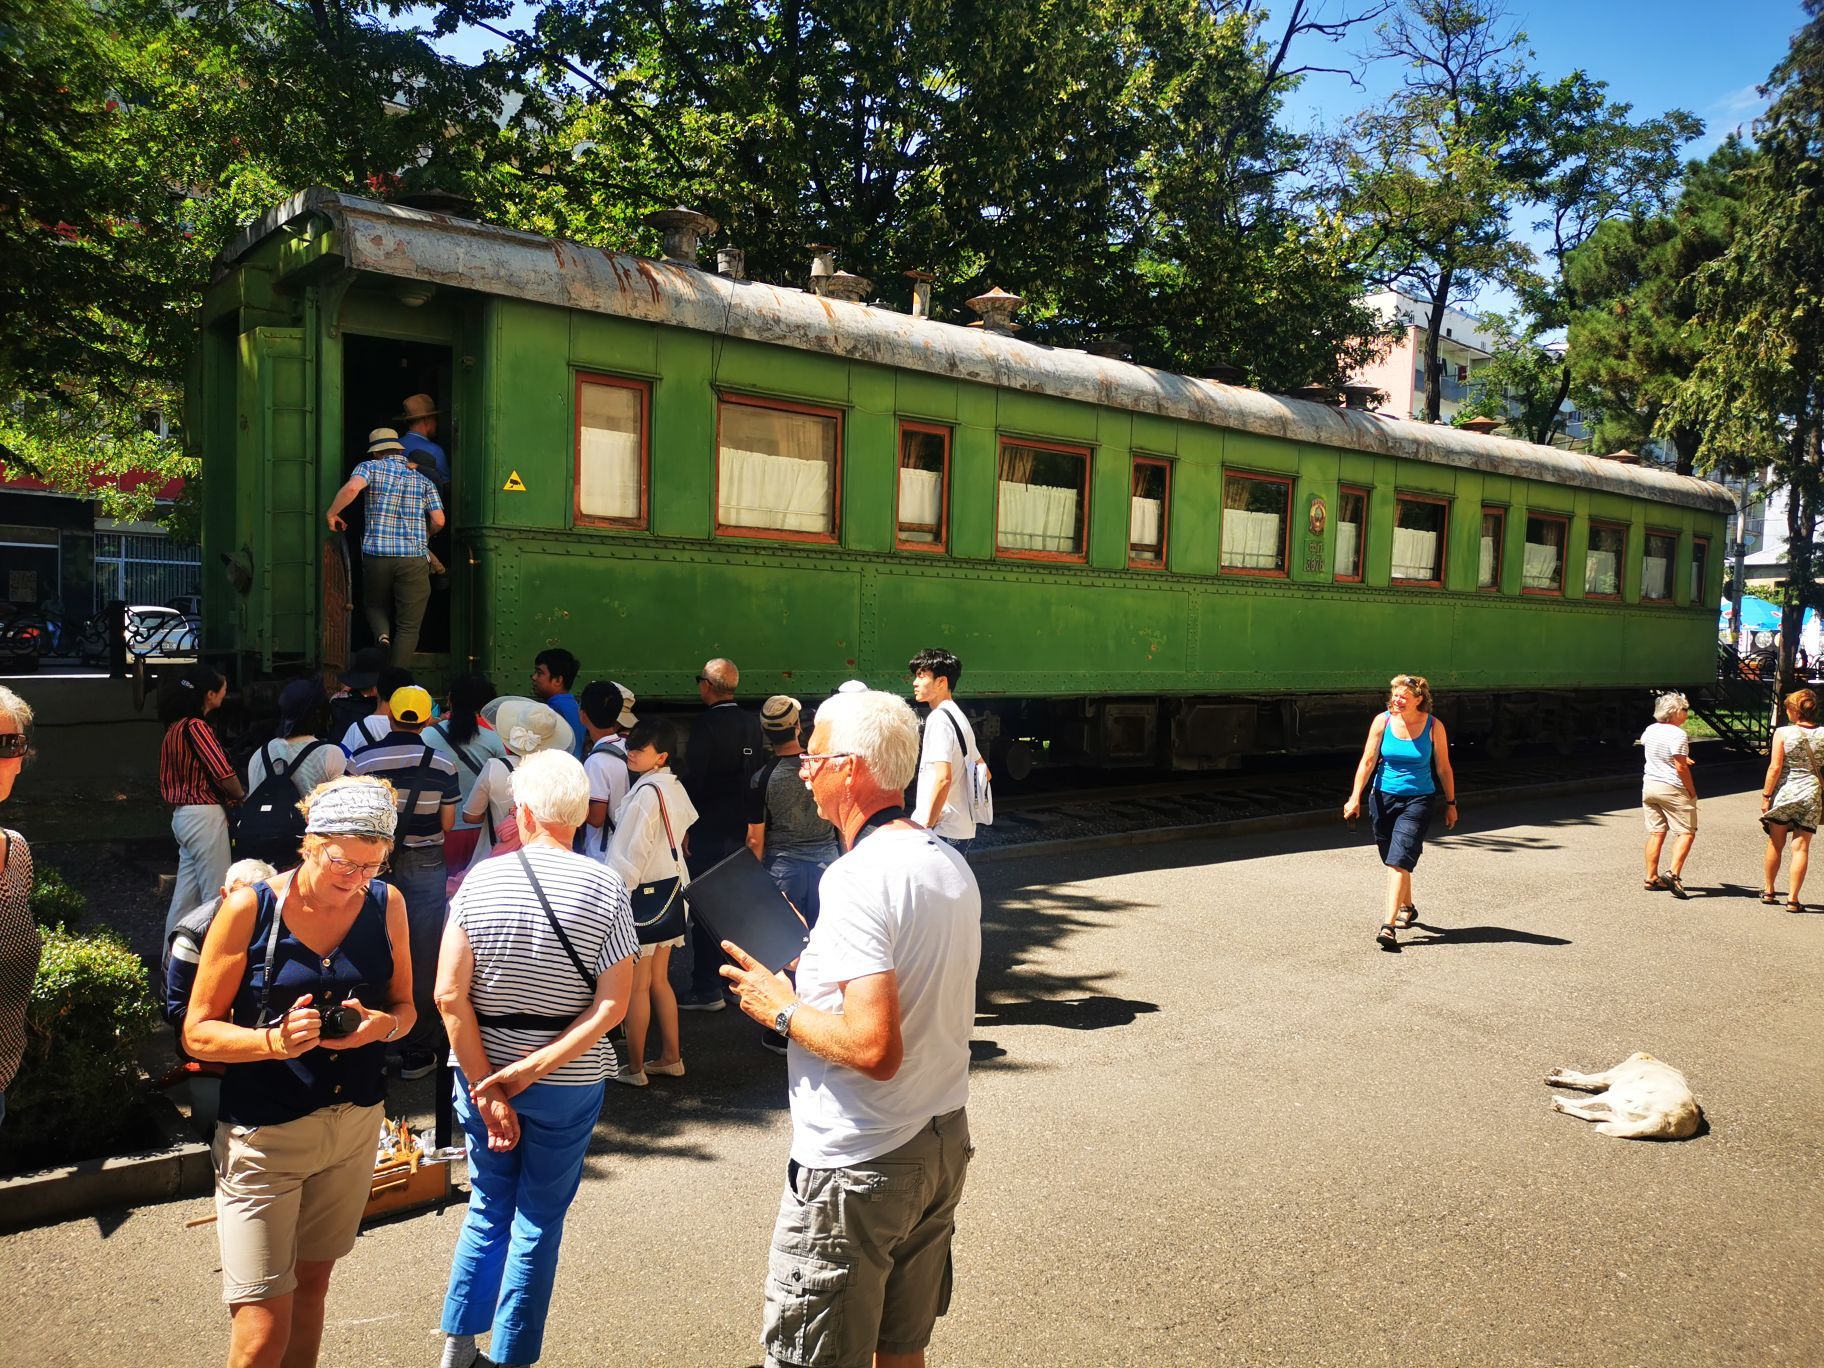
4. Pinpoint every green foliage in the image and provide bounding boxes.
[28,864,86,931]
[0,927,161,1171]
[1450,313,1569,446]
